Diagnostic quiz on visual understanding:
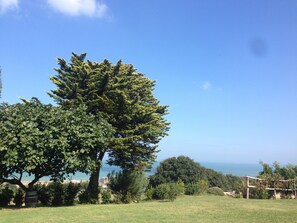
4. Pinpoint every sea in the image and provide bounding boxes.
[22,161,262,181]
[64,161,262,181]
